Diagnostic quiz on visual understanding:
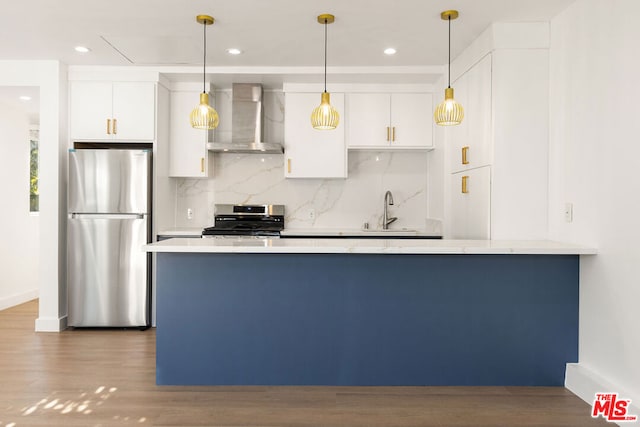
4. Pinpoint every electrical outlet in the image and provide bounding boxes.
[564,203,573,223]
[309,209,315,220]
[187,208,194,220]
